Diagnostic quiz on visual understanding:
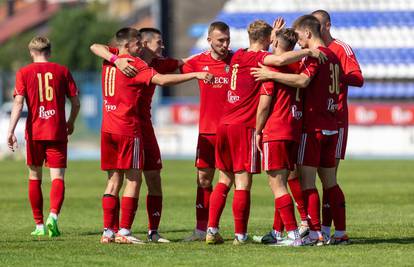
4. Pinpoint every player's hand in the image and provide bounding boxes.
[309,49,328,64]
[255,133,263,154]
[7,133,17,152]
[115,58,137,77]
[197,72,214,82]
[67,121,75,135]
[251,63,273,81]
[271,17,285,43]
